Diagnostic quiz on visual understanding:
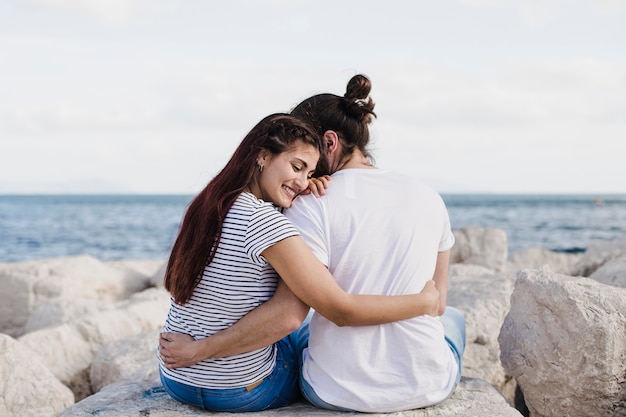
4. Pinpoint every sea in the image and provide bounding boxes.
[1,193,626,263]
